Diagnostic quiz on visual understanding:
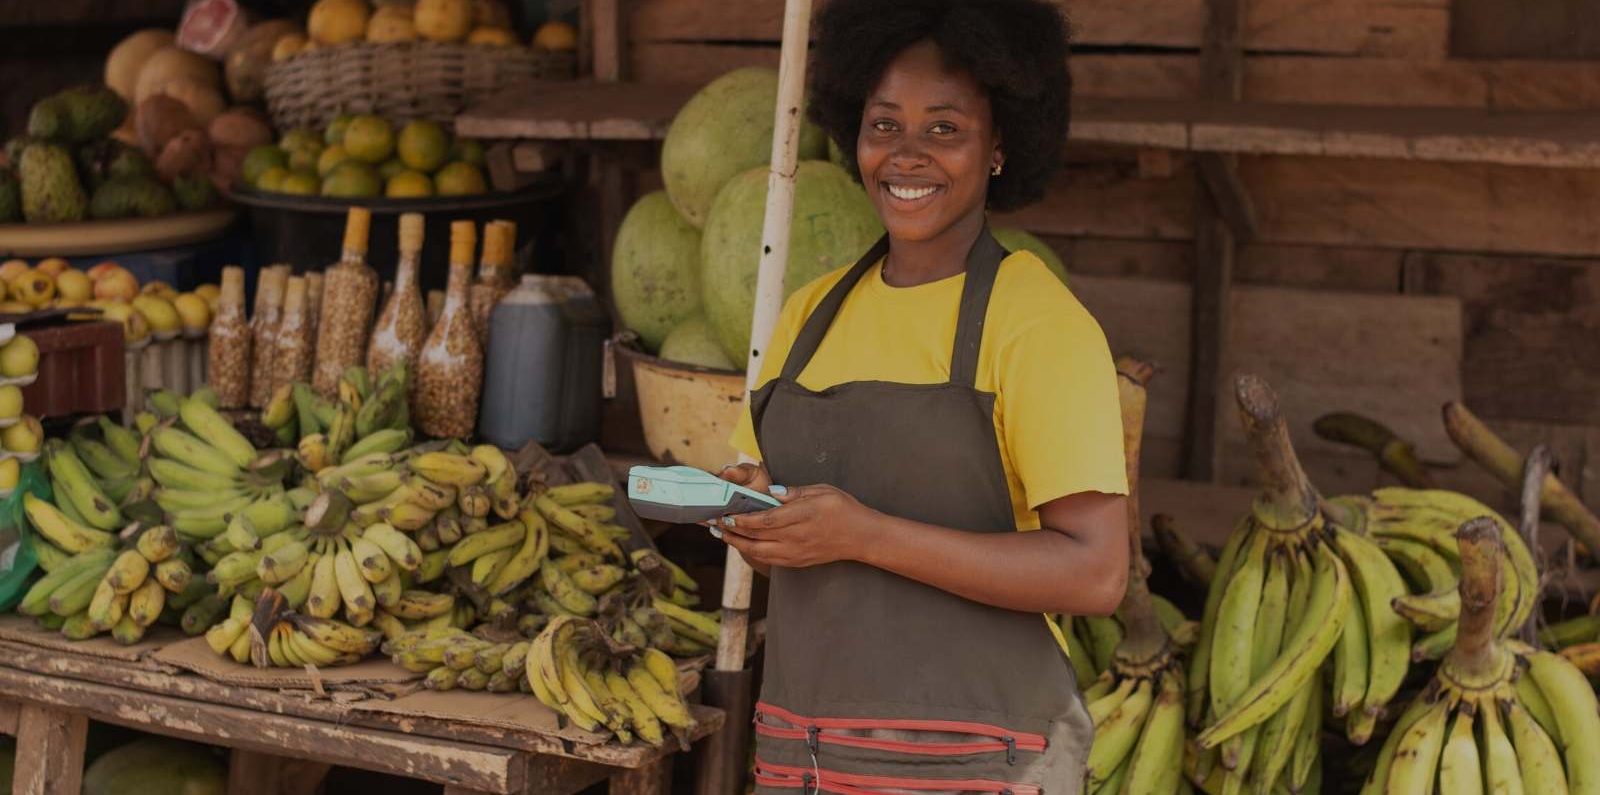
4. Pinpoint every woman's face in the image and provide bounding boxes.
[857,40,1000,245]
